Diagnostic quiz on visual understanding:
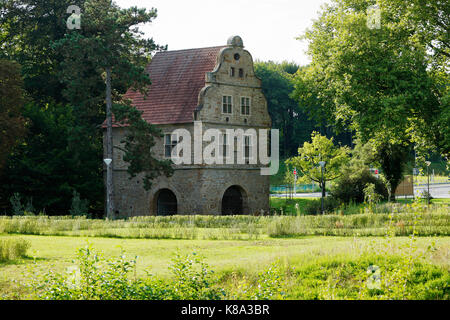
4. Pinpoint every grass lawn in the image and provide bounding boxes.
[1,234,449,299]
